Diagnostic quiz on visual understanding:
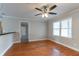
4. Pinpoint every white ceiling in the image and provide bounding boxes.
[0,3,79,20]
